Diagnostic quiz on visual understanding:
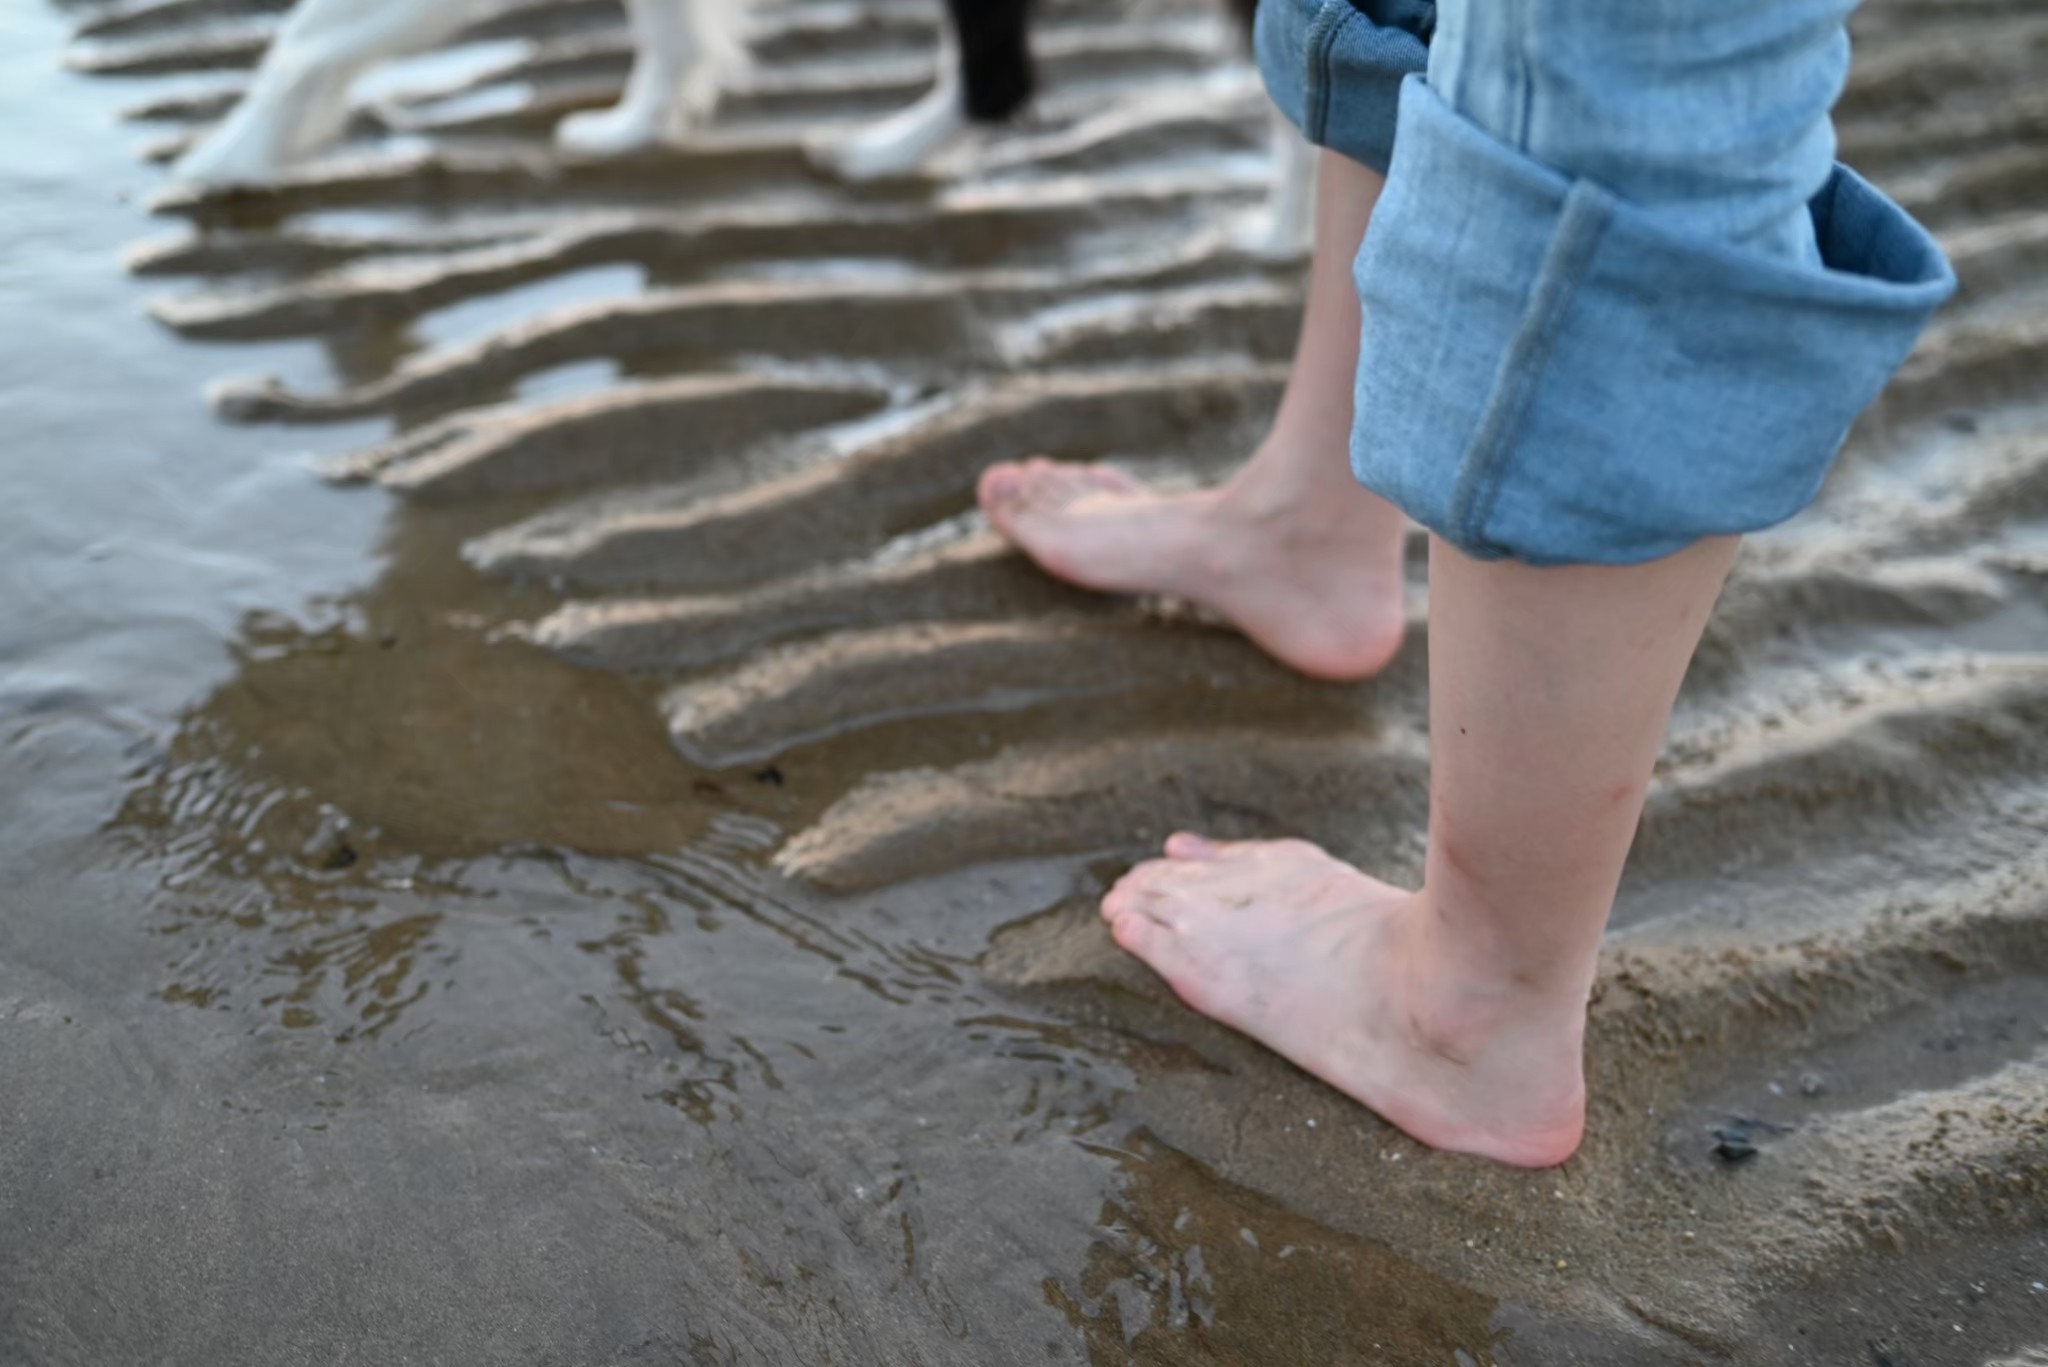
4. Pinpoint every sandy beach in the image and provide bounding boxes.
[4,0,2047,1362]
